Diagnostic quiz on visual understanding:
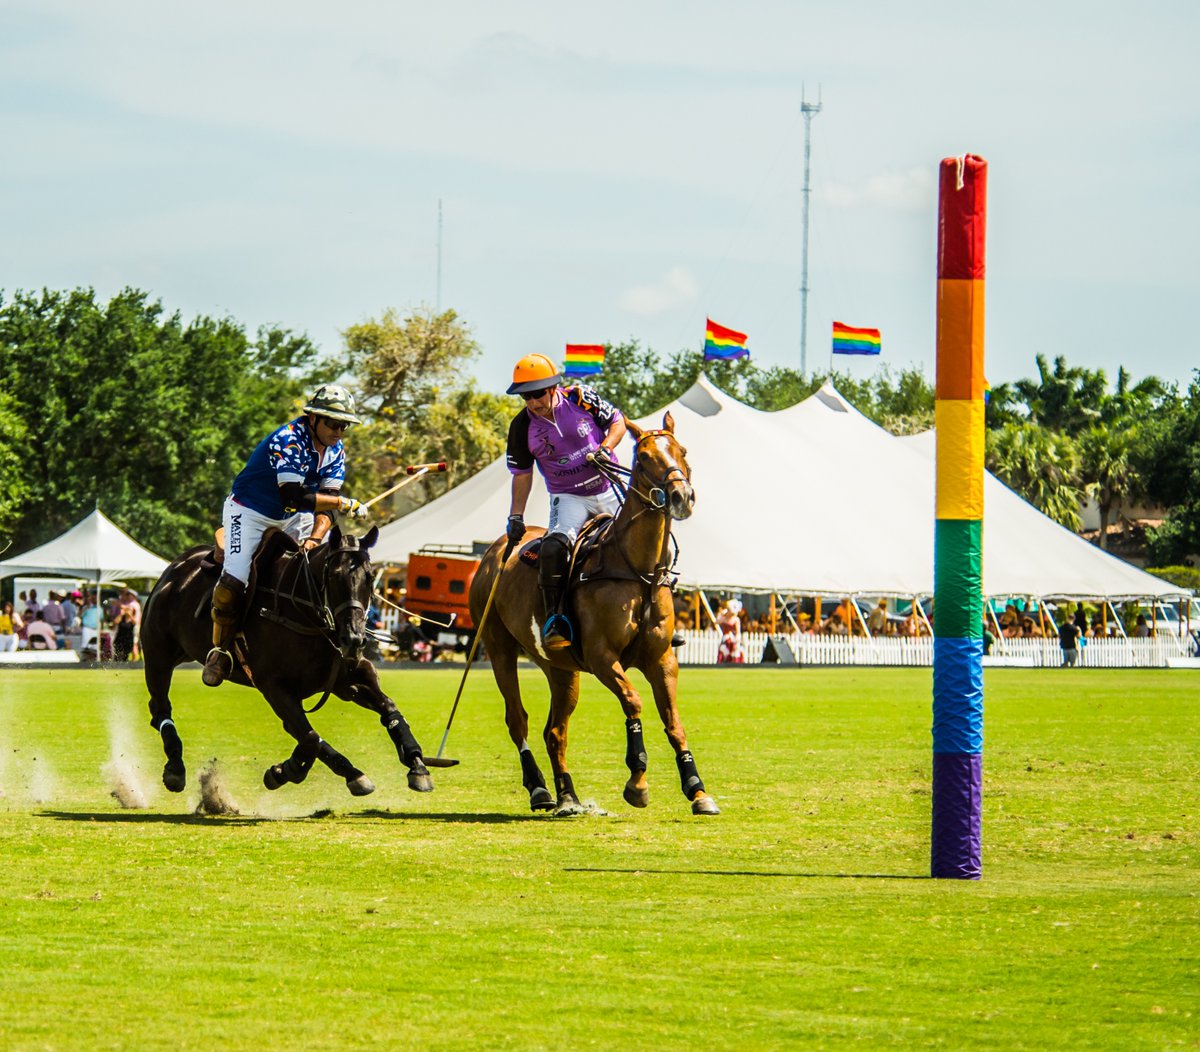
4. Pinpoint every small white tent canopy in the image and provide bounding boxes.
[373,377,1187,601]
[0,508,170,583]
